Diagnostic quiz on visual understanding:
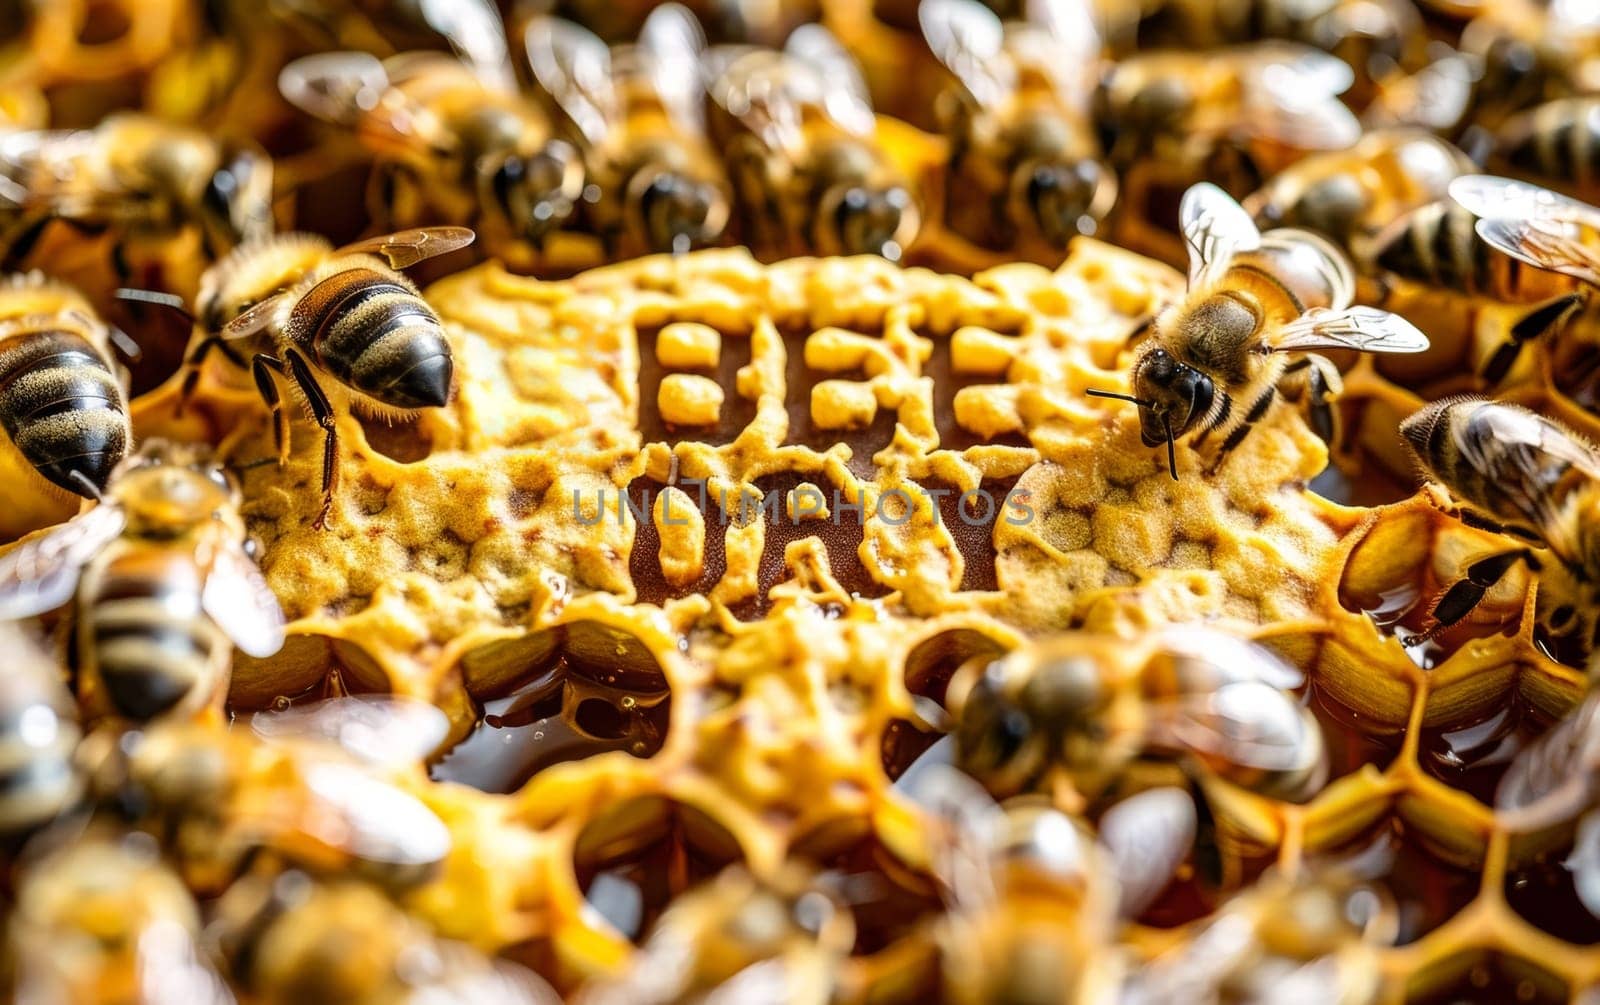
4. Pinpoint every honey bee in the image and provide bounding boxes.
[1447,174,1600,388]
[917,0,1116,253]
[278,50,585,258]
[0,114,273,276]
[947,628,1328,805]
[1120,869,1395,1004]
[1091,183,1428,476]
[6,837,234,1005]
[0,440,284,722]
[0,620,81,838]
[1096,42,1363,202]
[705,26,919,261]
[1244,129,1477,267]
[577,865,855,1005]
[1398,396,1600,651]
[1455,1,1600,131]
[0,273,133,500]
[1490,97,1600,204]
[525,5,731,257]
[81,695,453,895]
[212,868,559,1005]
[144,225,472,528]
